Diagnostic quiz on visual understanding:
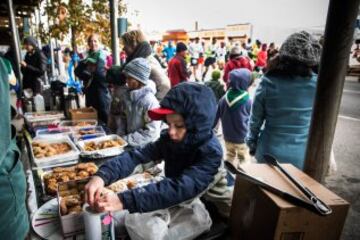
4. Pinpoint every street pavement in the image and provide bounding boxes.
[325,77,360,240]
